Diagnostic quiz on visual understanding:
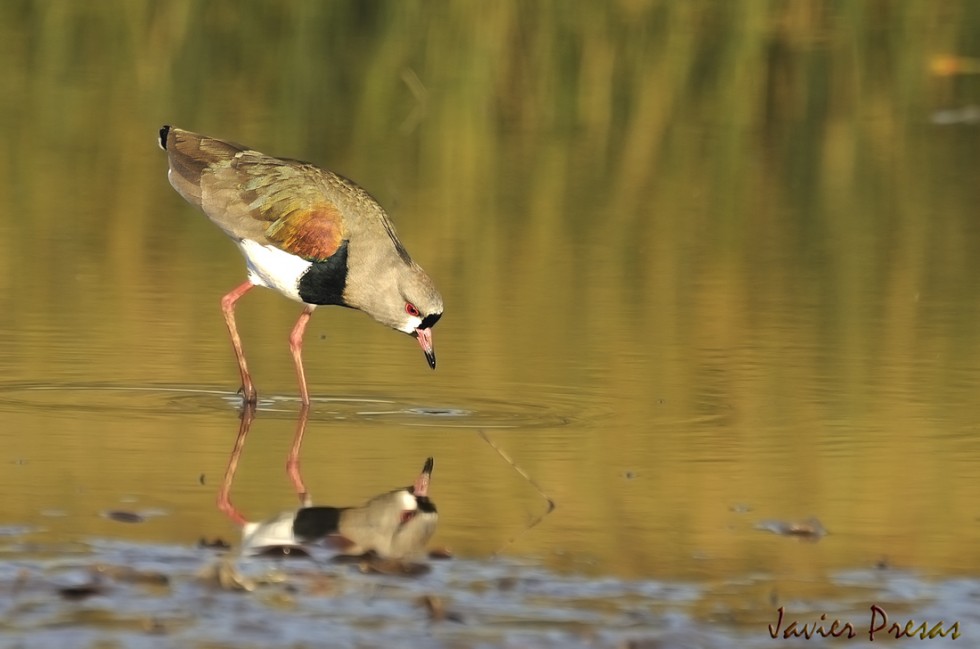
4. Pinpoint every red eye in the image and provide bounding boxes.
[405,303,420,317]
